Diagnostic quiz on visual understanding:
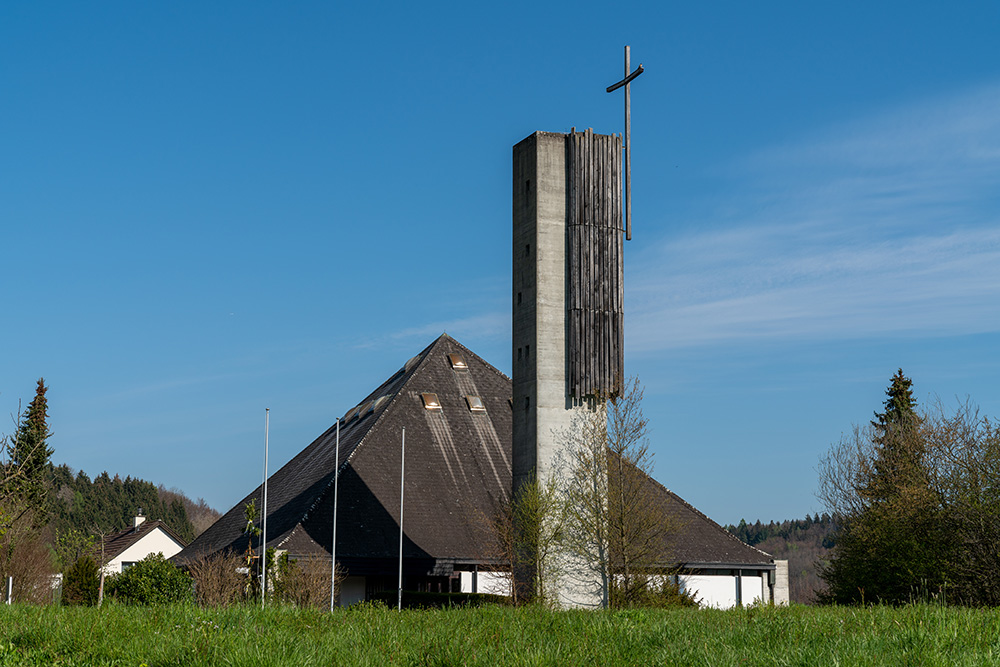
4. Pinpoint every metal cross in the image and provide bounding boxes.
[606,45,644,241]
